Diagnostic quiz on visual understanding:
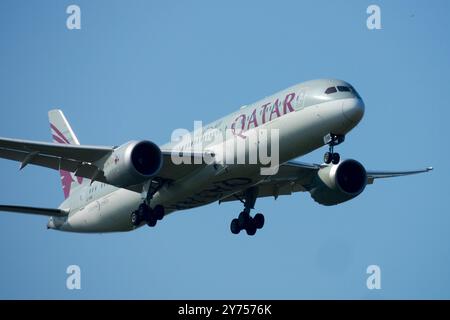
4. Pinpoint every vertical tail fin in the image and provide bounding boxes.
[48,109,84,199]
[49,109,80,145]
